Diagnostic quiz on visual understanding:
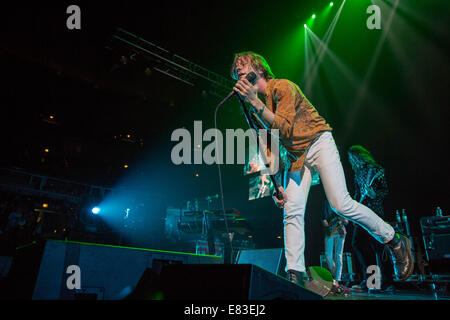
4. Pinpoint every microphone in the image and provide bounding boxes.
[217,72,257,107]
[241,71,257,84]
